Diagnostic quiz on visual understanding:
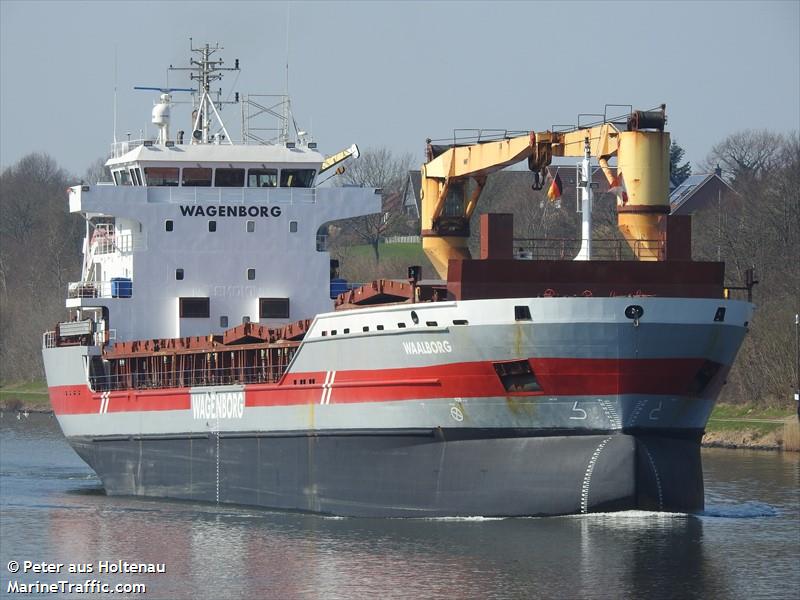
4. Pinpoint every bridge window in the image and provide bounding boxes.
[248,168,278,188]
[144,167,179,187]
[215,168,245,187]
[260,298,289,319]
[180,297,210,318]
[280,169,315,188]
[113,169,132,186]
[182,167,212,187]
